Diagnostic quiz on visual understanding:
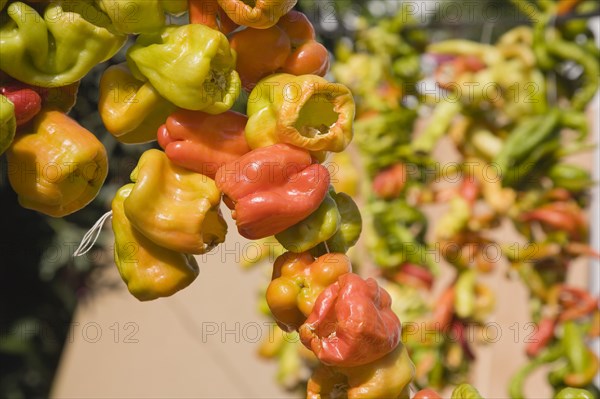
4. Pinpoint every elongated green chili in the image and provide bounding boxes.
[509,345,564,399]
[546,39,600,111]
